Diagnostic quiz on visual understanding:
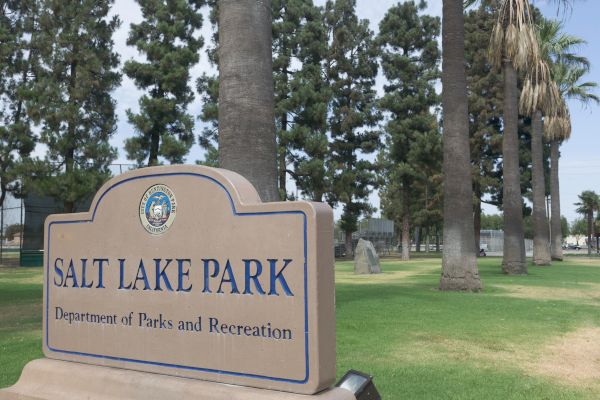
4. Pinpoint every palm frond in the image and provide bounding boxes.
[489,0,539,70]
